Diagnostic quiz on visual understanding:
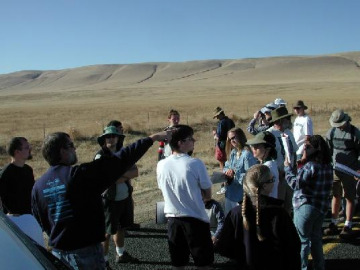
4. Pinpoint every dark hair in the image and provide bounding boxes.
[107,120,122,128]
[42,132,70,166]
[306,135,332,164]
[7,137,27,157]
[168,109,180,119]
[263,131,277,160]
[169,125,194,151]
